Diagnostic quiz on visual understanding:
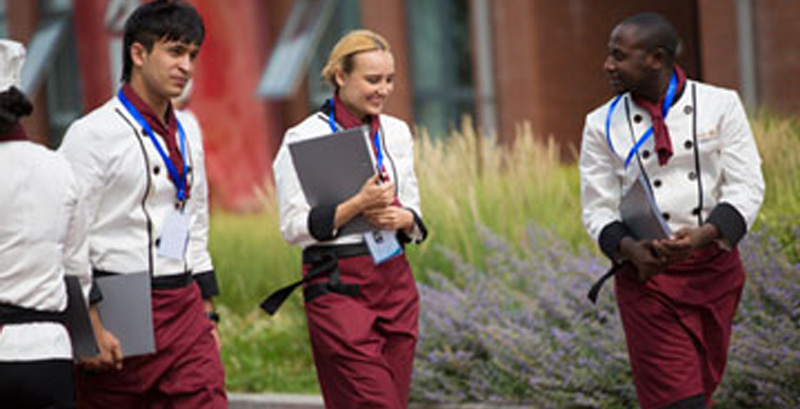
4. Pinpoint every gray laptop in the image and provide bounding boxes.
[64,275,99,359]
[288,126,377,236]
[95,272,155,356]
[620,174,672,240]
